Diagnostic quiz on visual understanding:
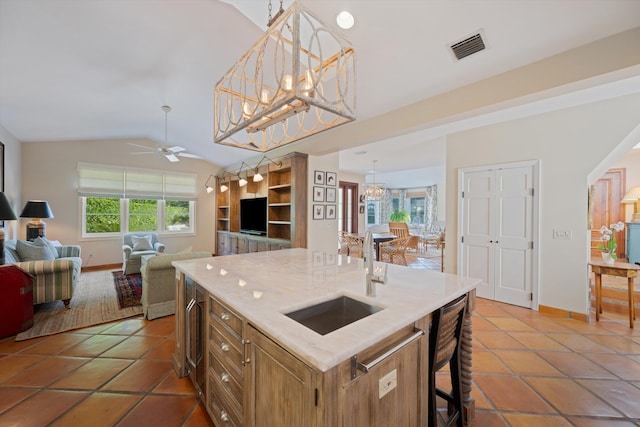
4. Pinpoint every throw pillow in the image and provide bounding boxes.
[35,236,59,259]
[16,239,56,262]
[132,235,153,251]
